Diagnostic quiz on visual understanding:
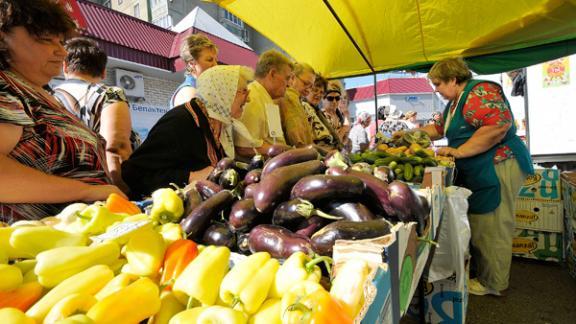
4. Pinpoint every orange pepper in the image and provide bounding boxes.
[160,239,198,290]
[105,193,141,215]
[0,281,44,311]
[283,285,353,324]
